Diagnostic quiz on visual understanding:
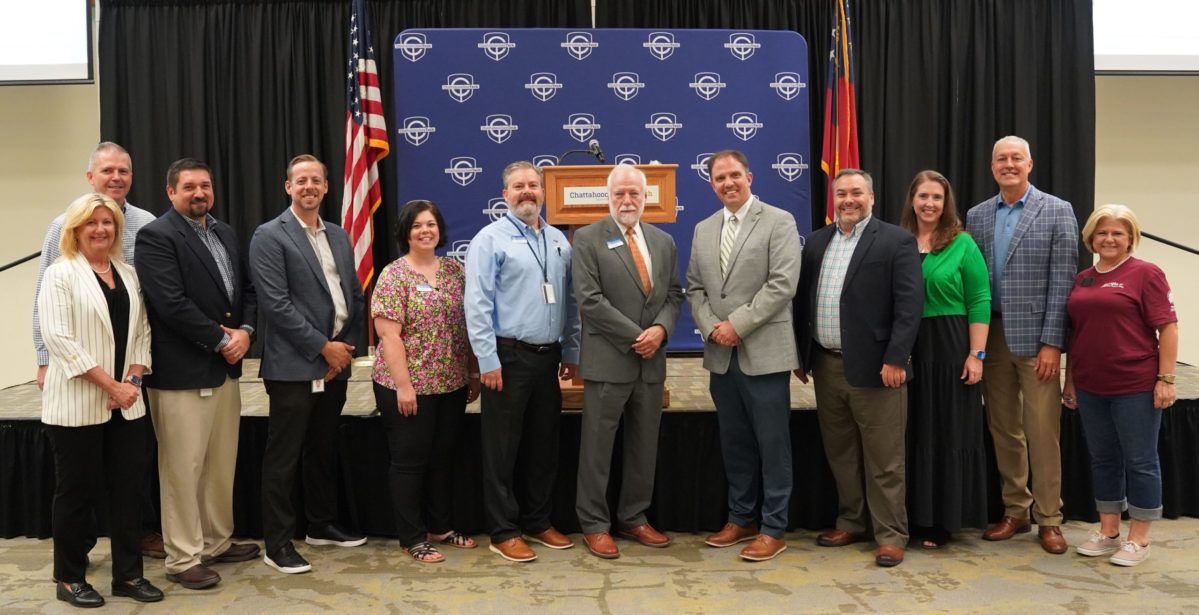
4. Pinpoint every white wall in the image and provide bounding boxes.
[0,82,100,389]
[1095,75,1199,365]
